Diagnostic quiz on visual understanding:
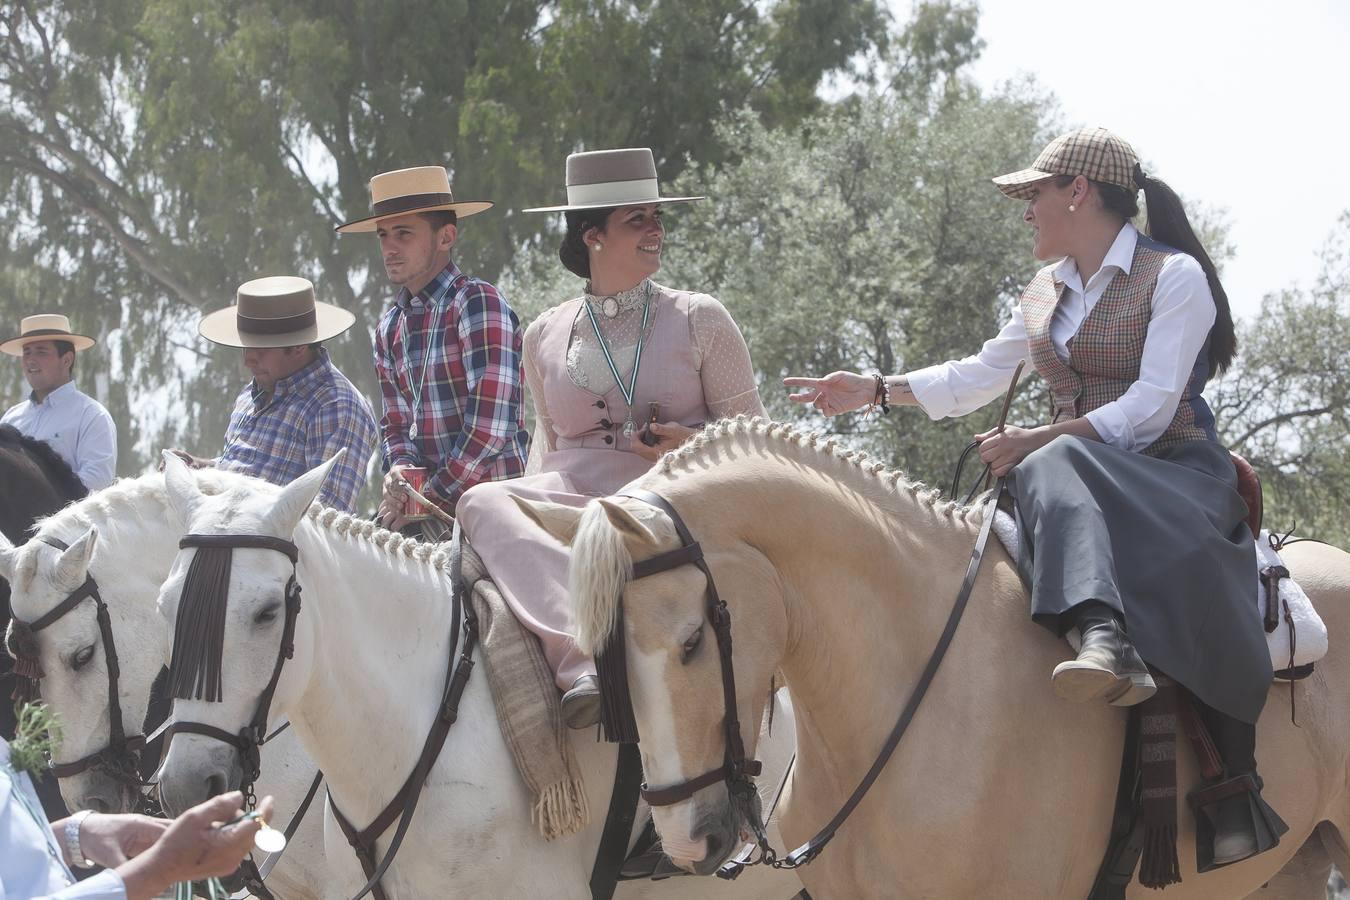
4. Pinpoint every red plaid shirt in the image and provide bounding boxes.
[373,262,527,511]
